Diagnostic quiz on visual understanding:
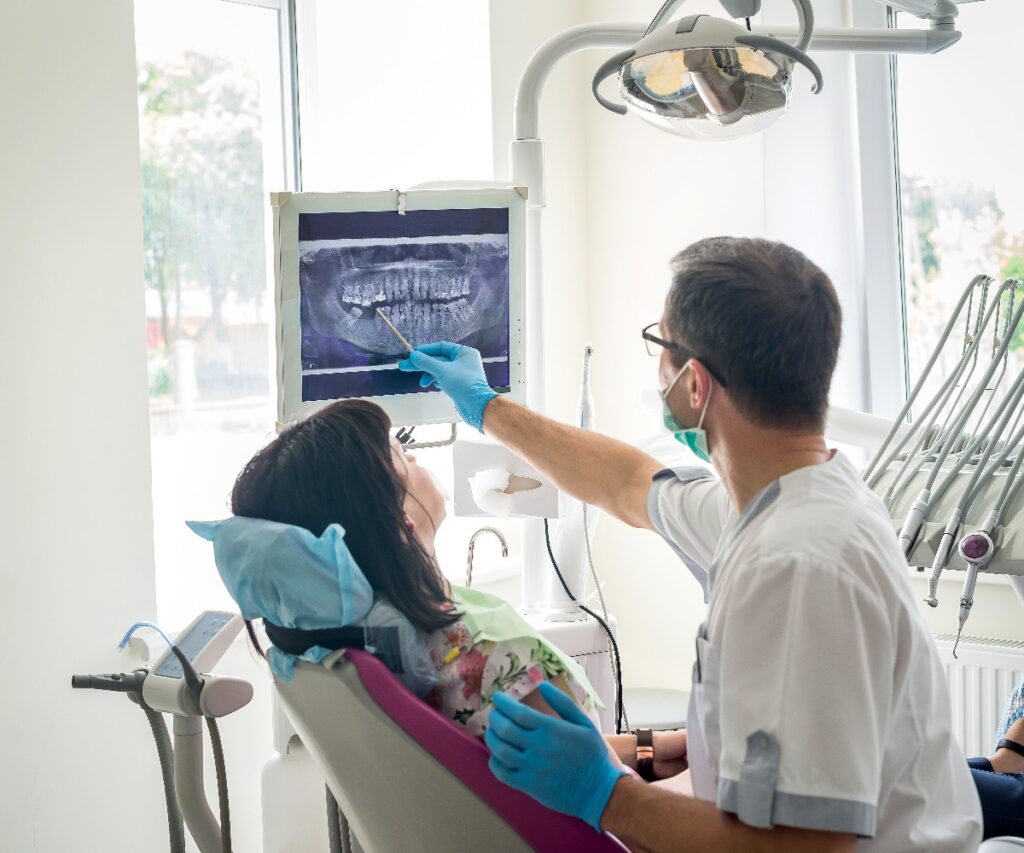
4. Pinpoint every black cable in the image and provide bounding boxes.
[205,716,232,853]
[543,518,625,734]
[142,705,186,853]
